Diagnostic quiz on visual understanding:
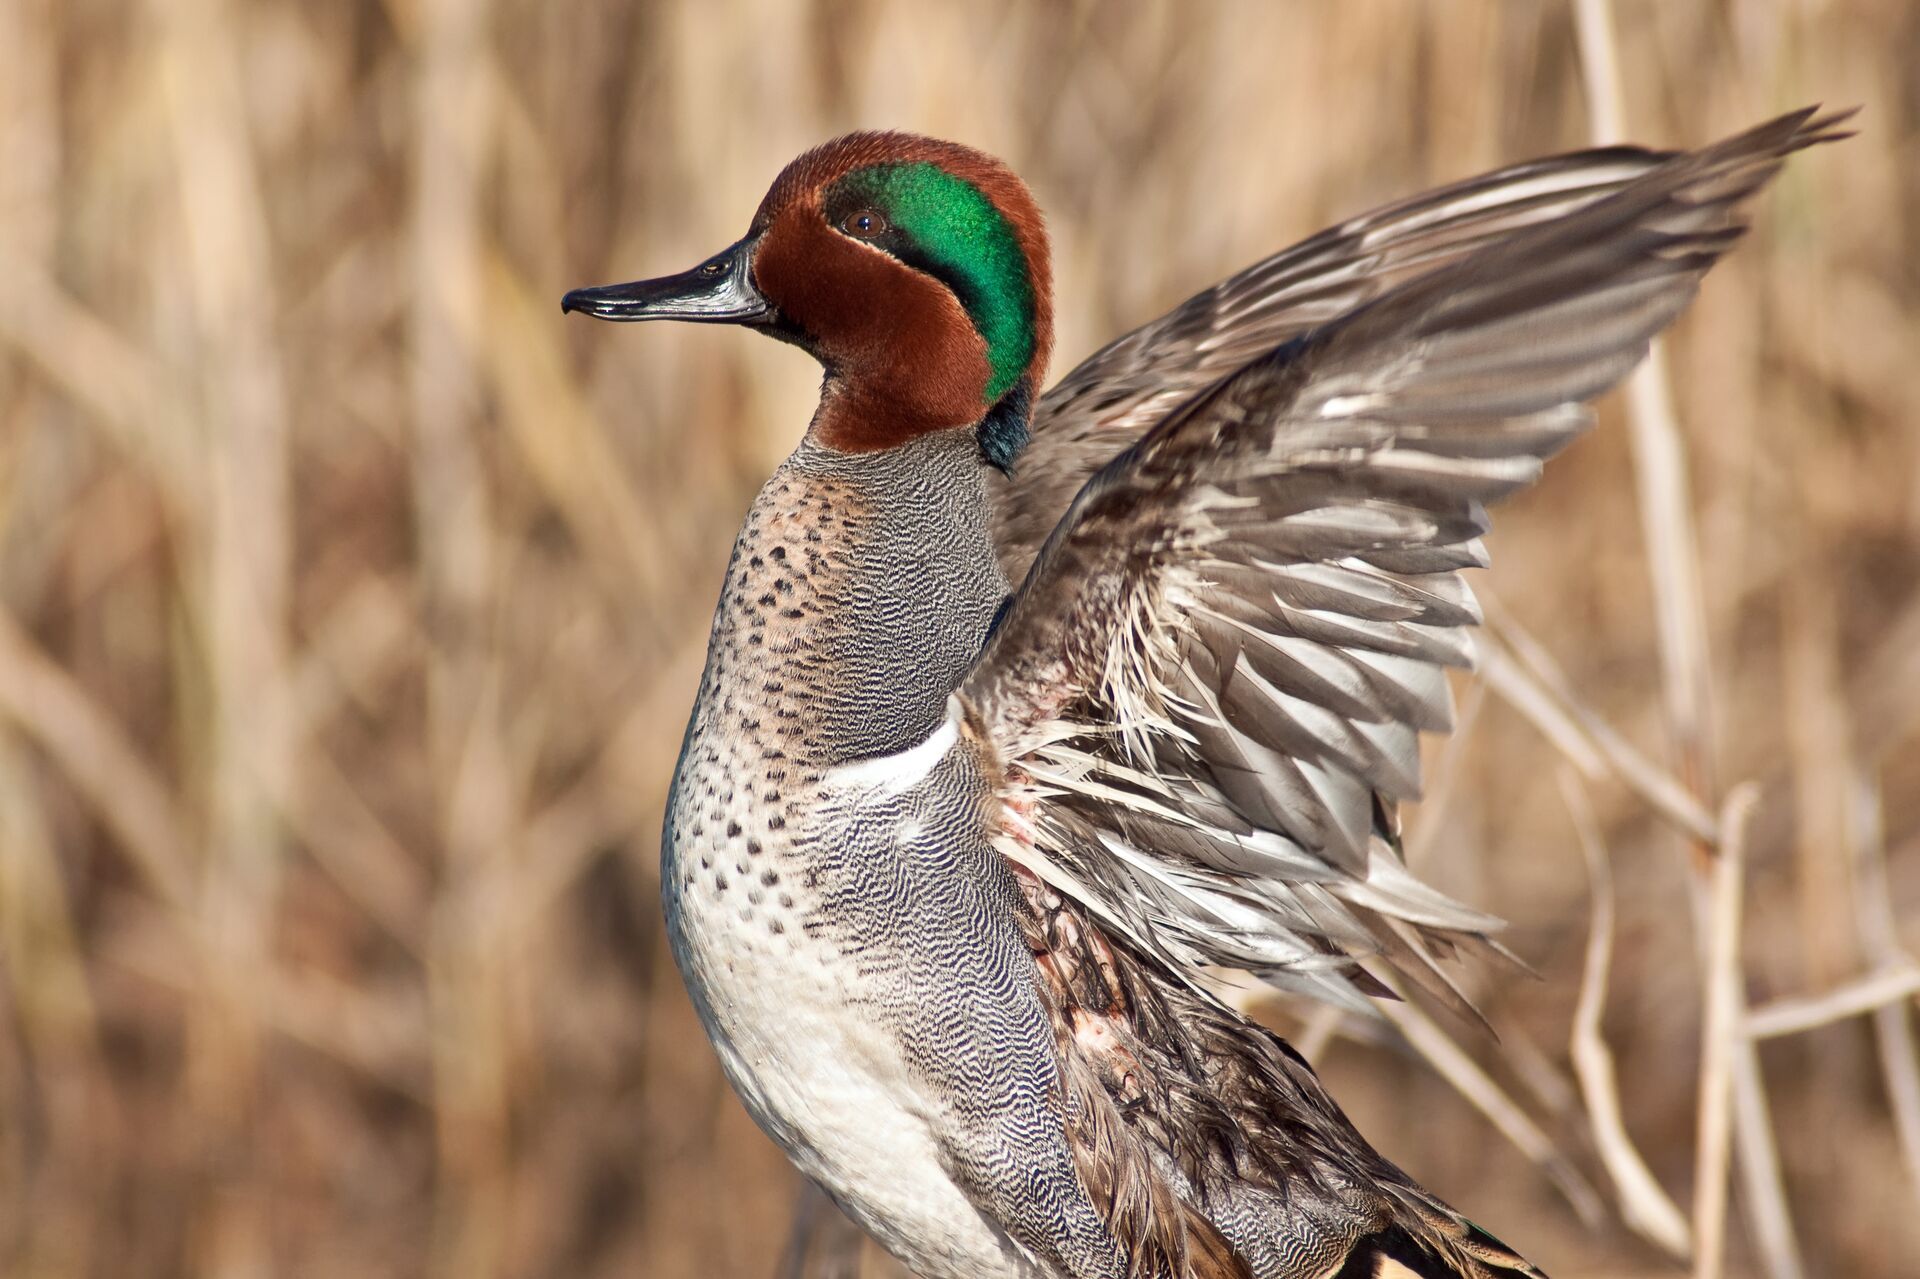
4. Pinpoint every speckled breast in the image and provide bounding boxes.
[661,426,1010,960]
[657,427,1039,1277]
